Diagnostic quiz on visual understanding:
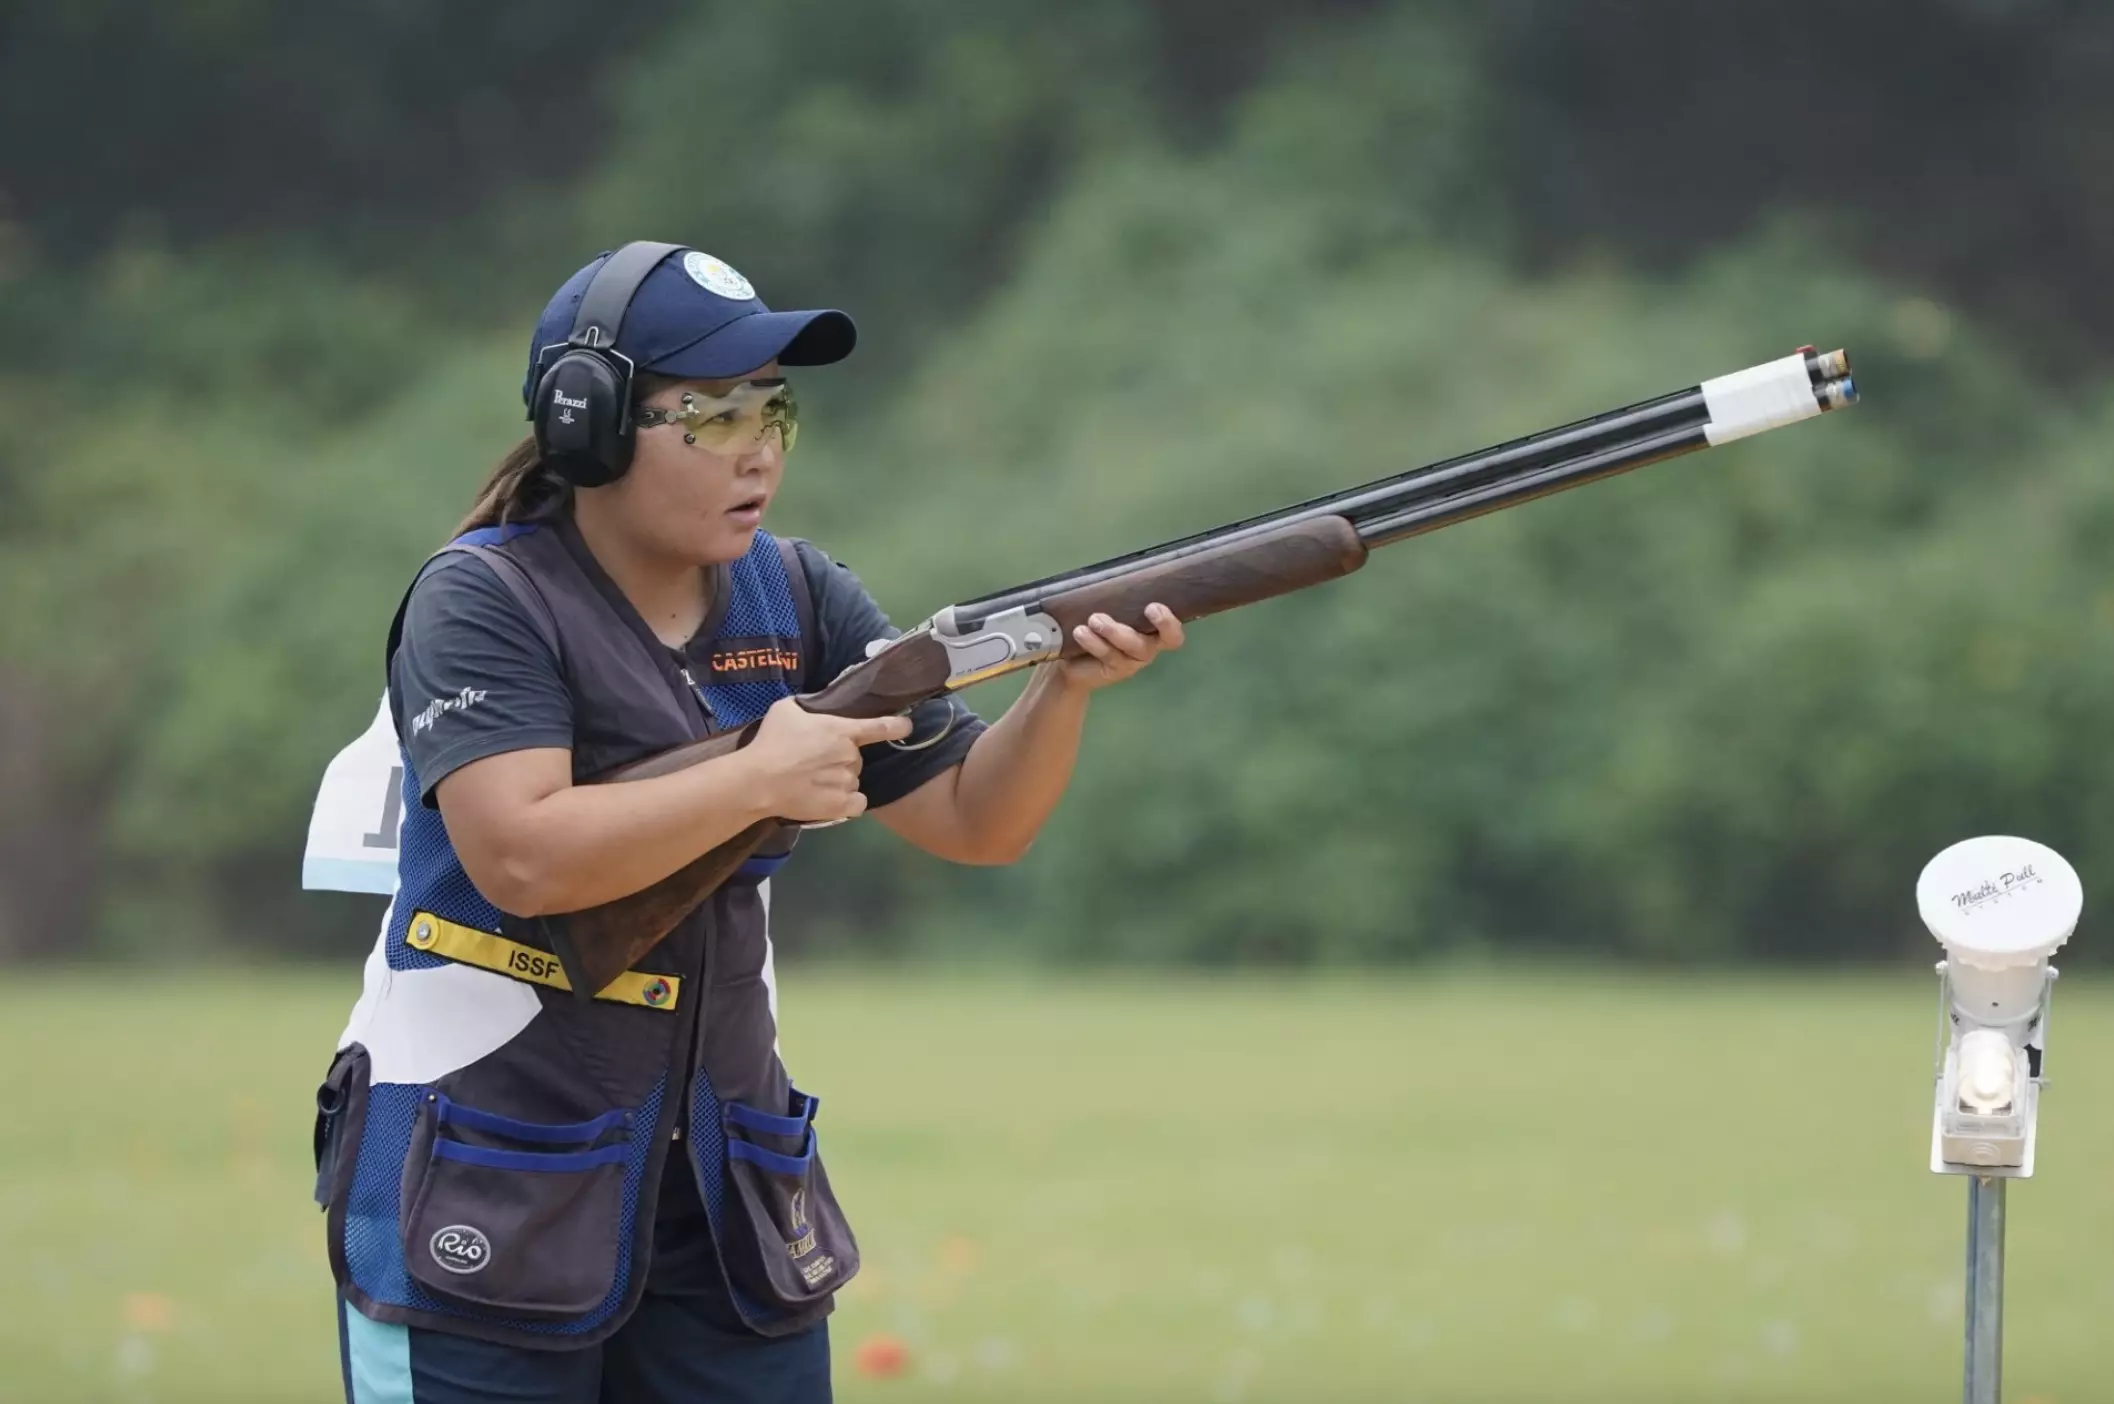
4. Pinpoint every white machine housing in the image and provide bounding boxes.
[1918,835,2080,1177]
